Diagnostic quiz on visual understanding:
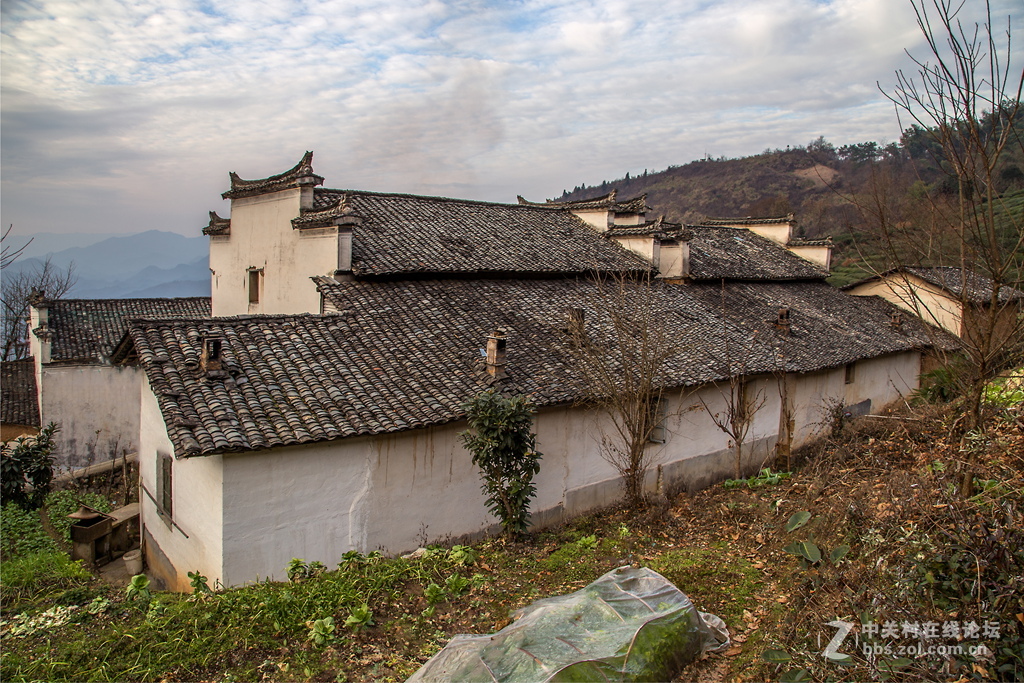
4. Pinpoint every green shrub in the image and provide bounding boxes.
[44,490,114,546]
[1,423,59,510]
[459,390,542,536]
[0,551,92,609]
[1,503,58,559]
